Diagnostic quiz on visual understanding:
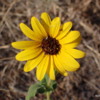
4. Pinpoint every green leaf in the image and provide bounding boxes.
[40,74,49,85]
[25,74,57,100]
[26,83,40,100]
[50,81,57,90]
[40,74,57,92]
[37,85,46,93]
